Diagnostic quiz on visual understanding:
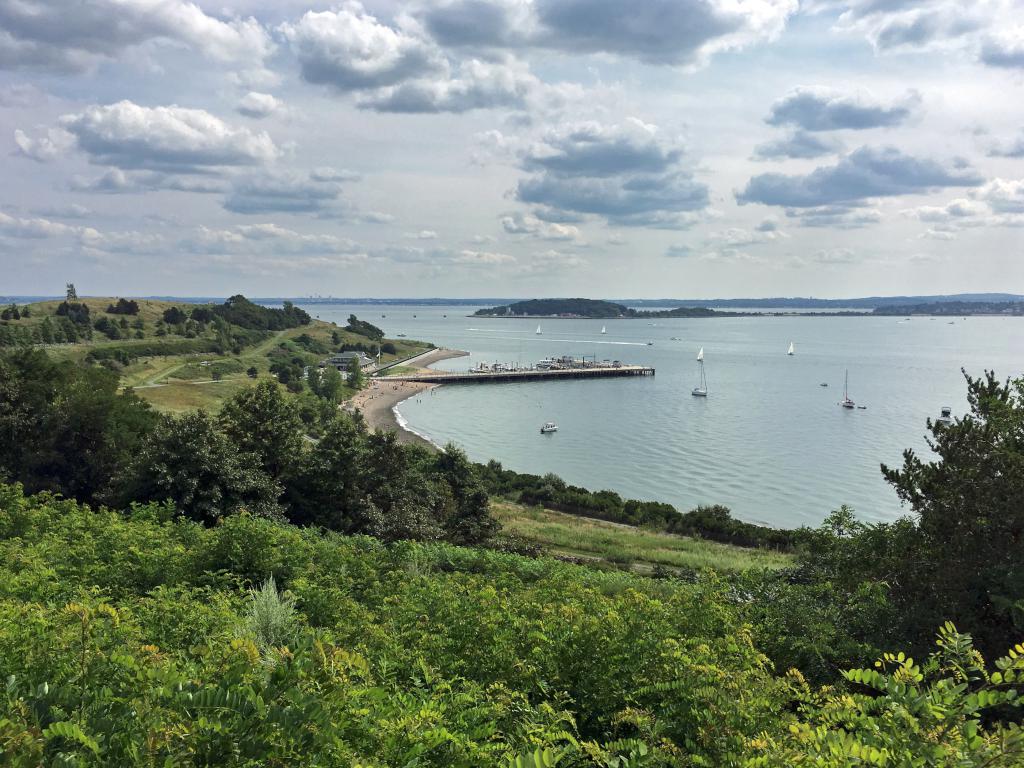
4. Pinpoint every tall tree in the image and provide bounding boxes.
[0,349,156,504]
[436,444,498,545]
[881,371,1024,655]
[125,410,282,523]
[219,380,306,483]
[347,356,365,389]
